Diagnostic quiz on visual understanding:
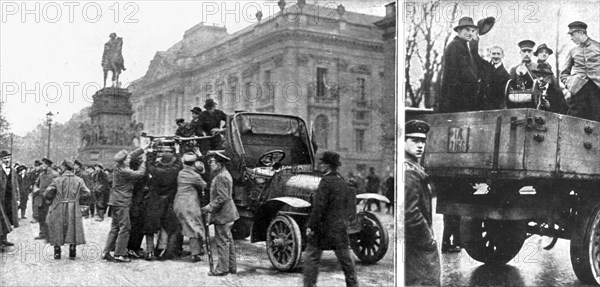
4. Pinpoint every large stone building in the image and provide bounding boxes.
[130,1,389,175]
